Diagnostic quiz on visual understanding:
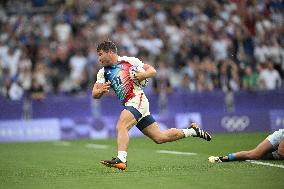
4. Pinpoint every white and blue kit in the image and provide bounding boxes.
[96,56,155,131]
[266,129,284,149]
